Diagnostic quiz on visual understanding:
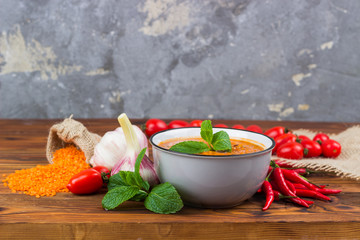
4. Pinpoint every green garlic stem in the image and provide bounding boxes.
[117,113,141,153]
